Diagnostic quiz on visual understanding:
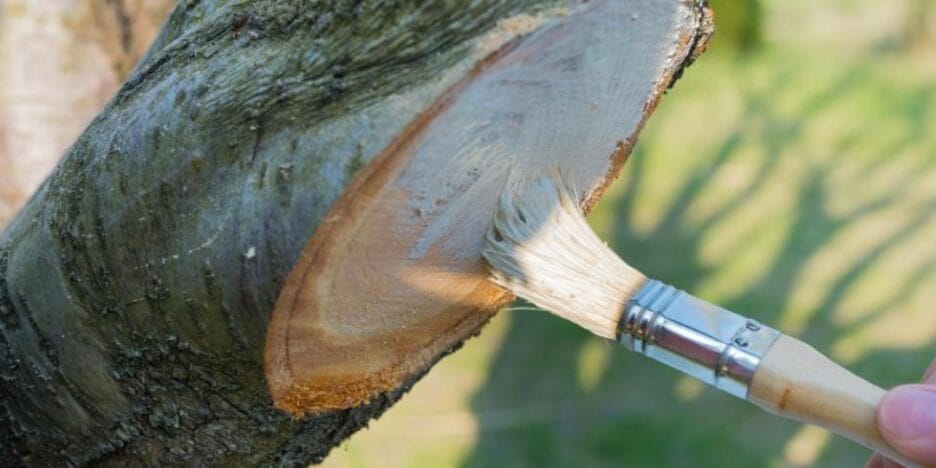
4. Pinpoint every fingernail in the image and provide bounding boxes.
[880,385,936,440]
